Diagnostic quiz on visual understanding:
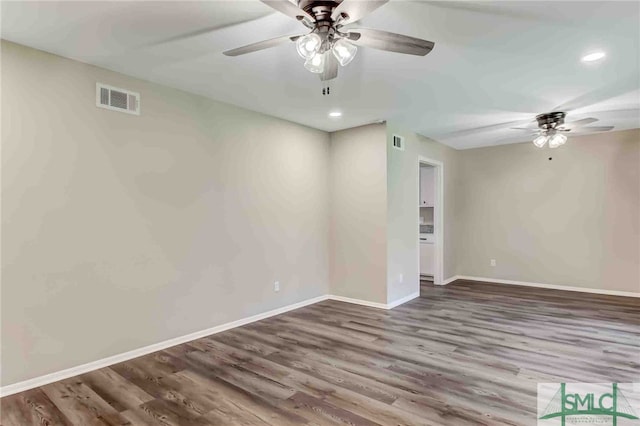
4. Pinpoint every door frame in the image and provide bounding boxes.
[418,156,444,285]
